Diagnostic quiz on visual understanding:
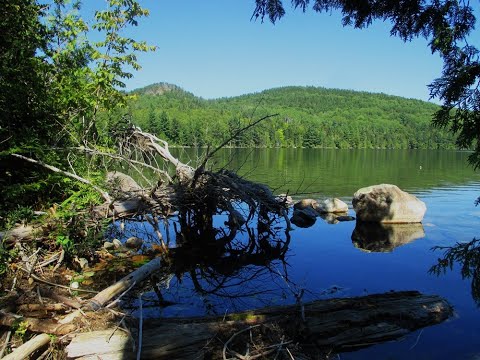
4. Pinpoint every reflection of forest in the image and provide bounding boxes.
[430,238,480,305]
[173,149,480,198]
